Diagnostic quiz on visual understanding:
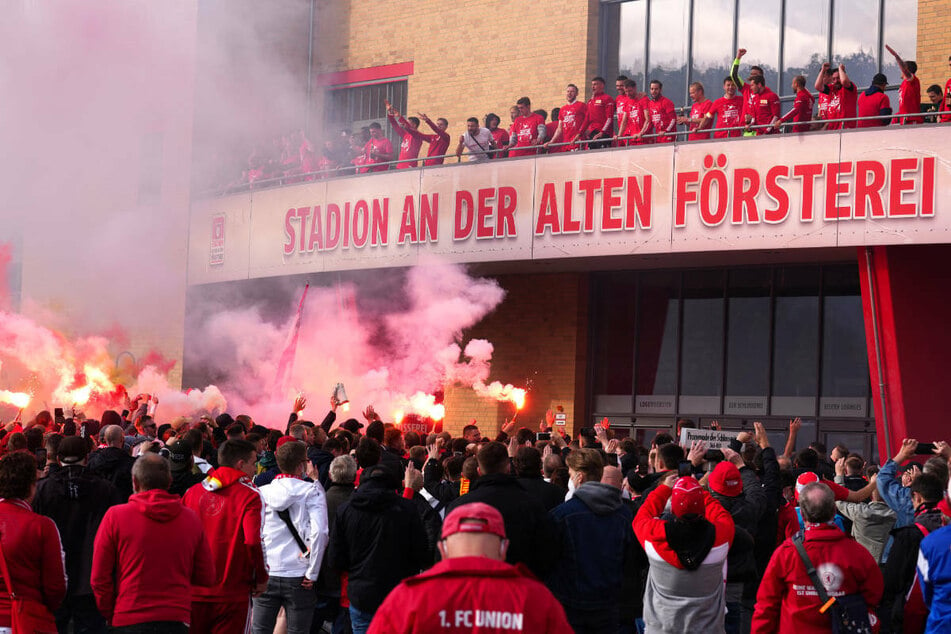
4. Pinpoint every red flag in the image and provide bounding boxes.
[275,283,309,393]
